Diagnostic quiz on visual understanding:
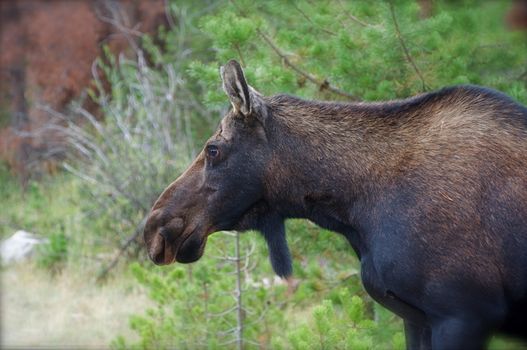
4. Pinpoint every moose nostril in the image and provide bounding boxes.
[146,231,168,265]
[158,217,185,243]
[152,250,166,265]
